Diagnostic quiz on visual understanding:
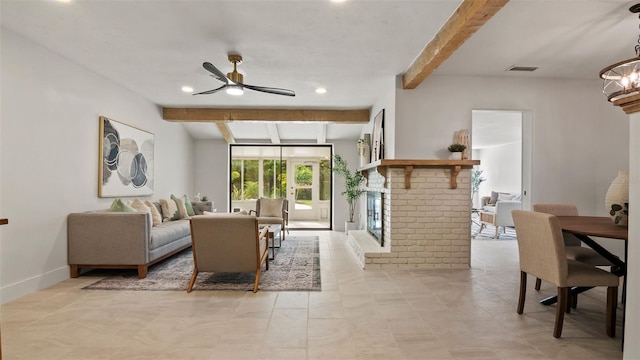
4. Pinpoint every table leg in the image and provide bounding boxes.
[268,231,275,261]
